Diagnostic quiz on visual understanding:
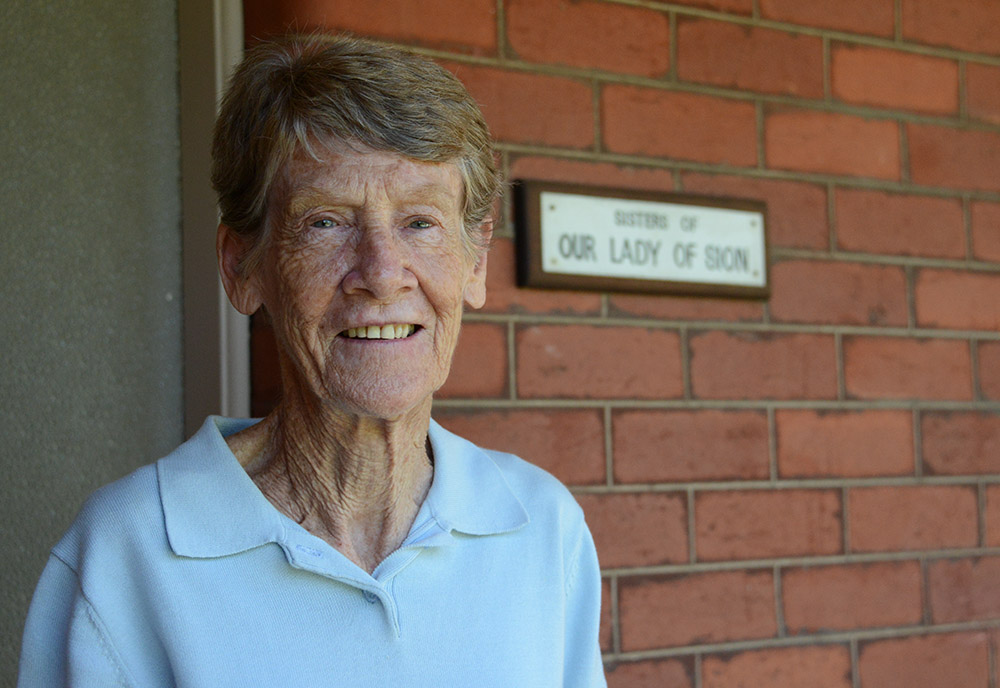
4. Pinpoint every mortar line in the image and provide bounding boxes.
[435,397,1000,412]
[823,36,832,103]
[989,625,998,688]
[601,617,1000,663]
[965,194,976,262]
[972,338,983,402]
[604,405,615,487]
[756,100,766,170]
[668,9,678,83]
[610,575,622,654]
[592,77,603,154]
[506,320,517,400]
[979,482,989,549]
[958,59,968,123]
[920,557,932,625]
[495,0,507,61]
[774,564,787,636]
[680,327,693,400]
[768,406,778,482]
[850,638,861,688]
[494,143,1000,200]
[463,311,1000,341]
[842,485,852,554]
[827,181,838,252]
[835,332,847,401]
[687,487,698,564]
